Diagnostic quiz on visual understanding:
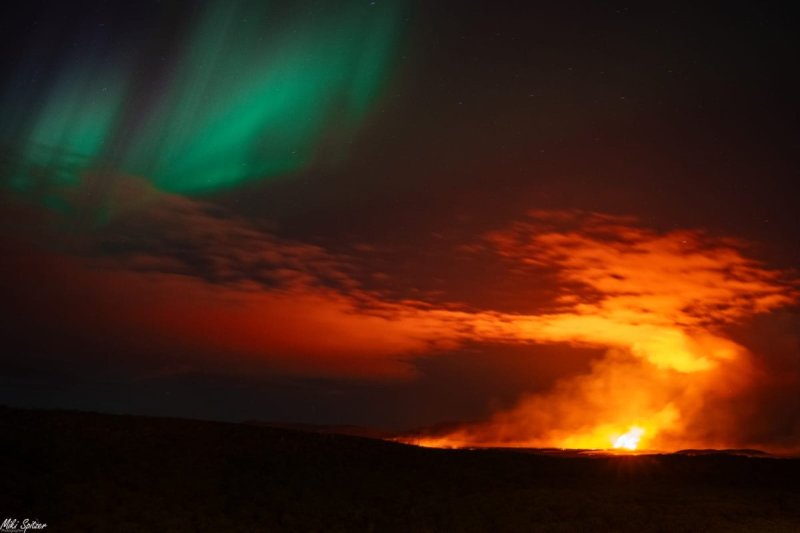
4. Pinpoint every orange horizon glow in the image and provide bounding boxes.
[4,198,797,452]
[396,211,798,452]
